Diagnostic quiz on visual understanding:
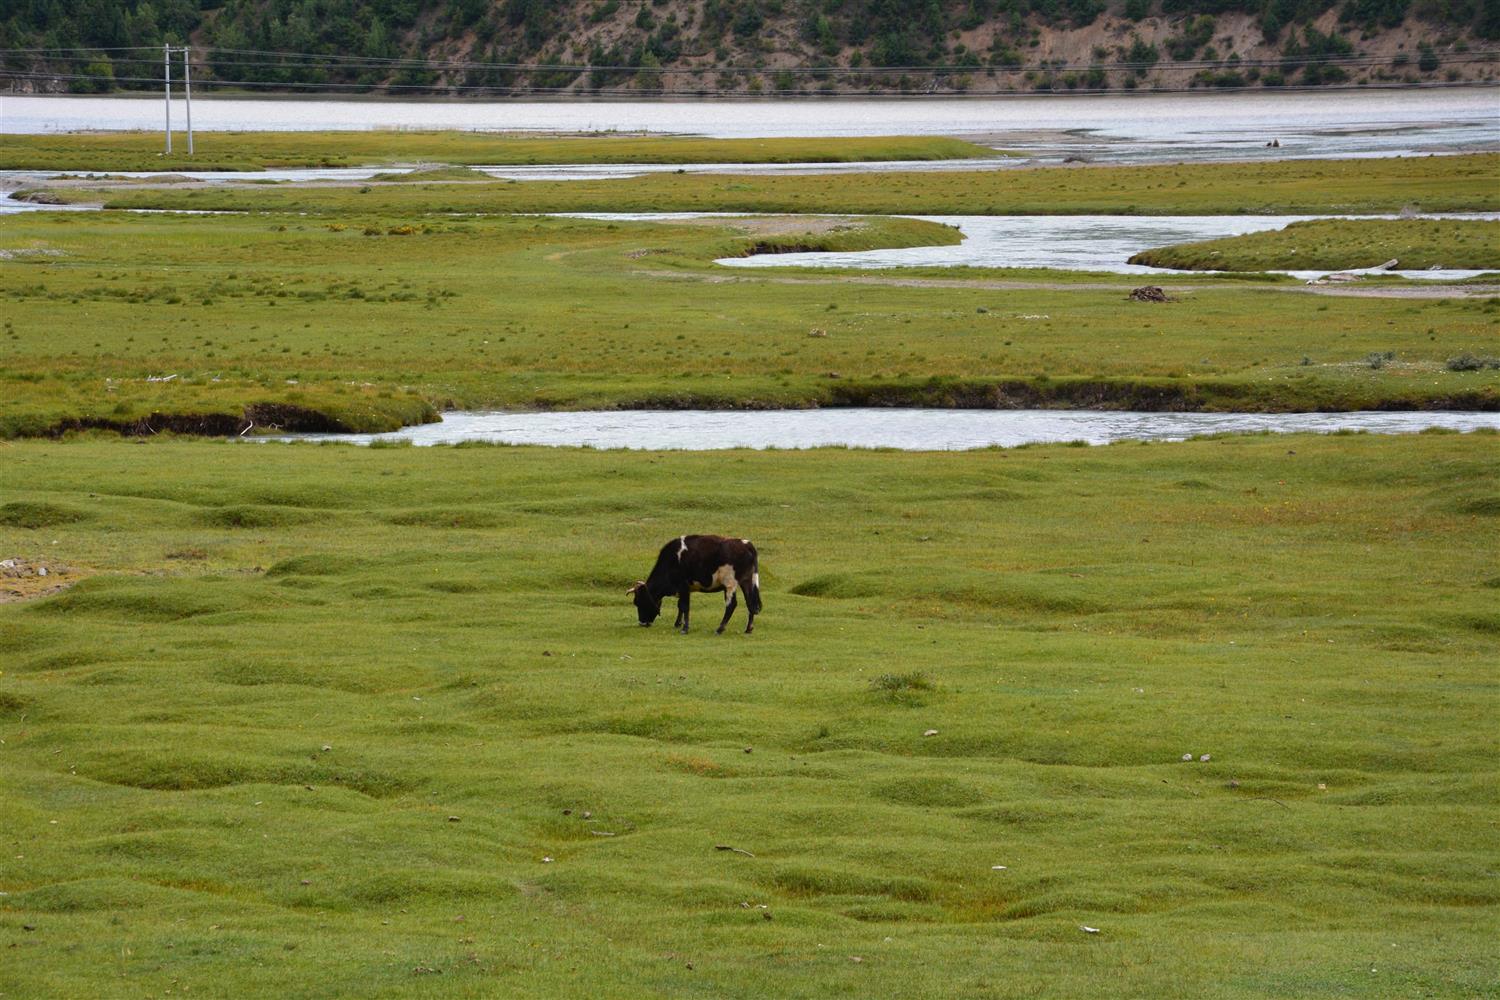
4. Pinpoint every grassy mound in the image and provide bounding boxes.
[1129,218,1500,271]
[0,500,88,528]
